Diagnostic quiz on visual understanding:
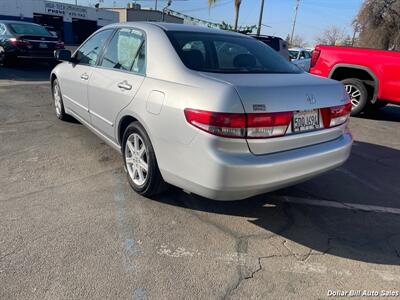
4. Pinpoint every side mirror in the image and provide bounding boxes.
[54,49,71,62]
